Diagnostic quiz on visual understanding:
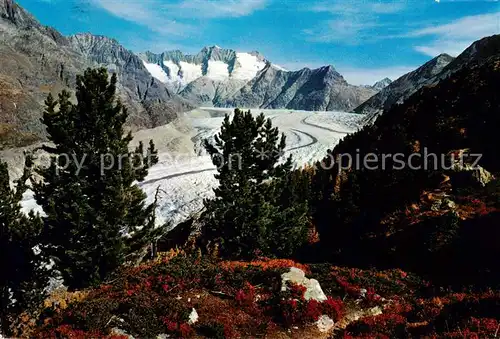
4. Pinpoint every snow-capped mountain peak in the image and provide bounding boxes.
[372,77,392,91]
[139,46,269,90]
